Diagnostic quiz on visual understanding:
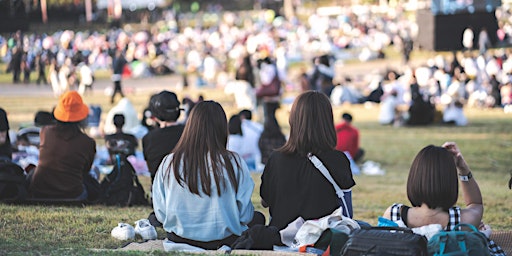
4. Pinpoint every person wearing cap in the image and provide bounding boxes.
[335,112,365,162]
[0,108,12,161]
[28,91,97,200]
[142,90,185,182]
